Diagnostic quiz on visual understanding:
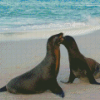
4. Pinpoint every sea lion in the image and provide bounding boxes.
[0,33,64,98]
[61,35,100,85]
